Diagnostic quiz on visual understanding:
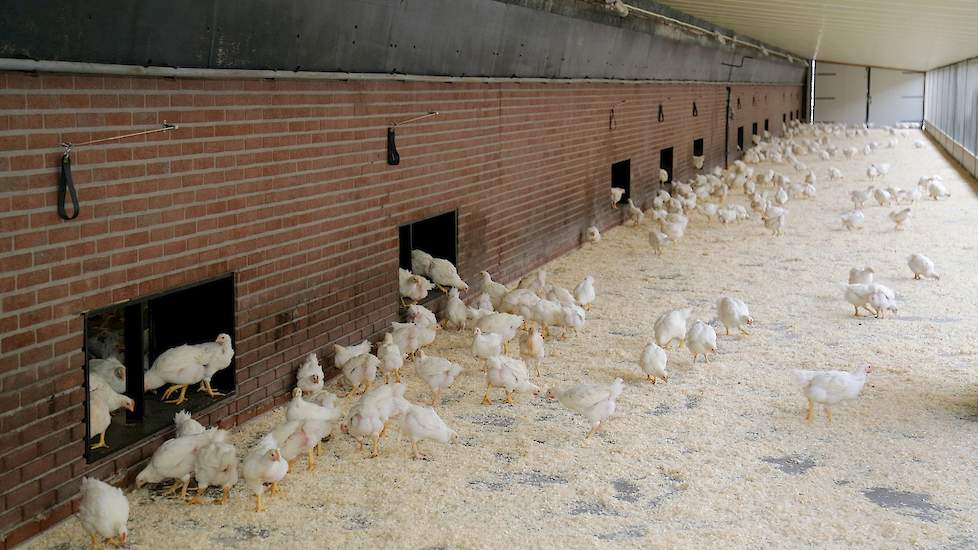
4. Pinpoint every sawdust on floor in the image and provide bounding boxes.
[25,129,978,549]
